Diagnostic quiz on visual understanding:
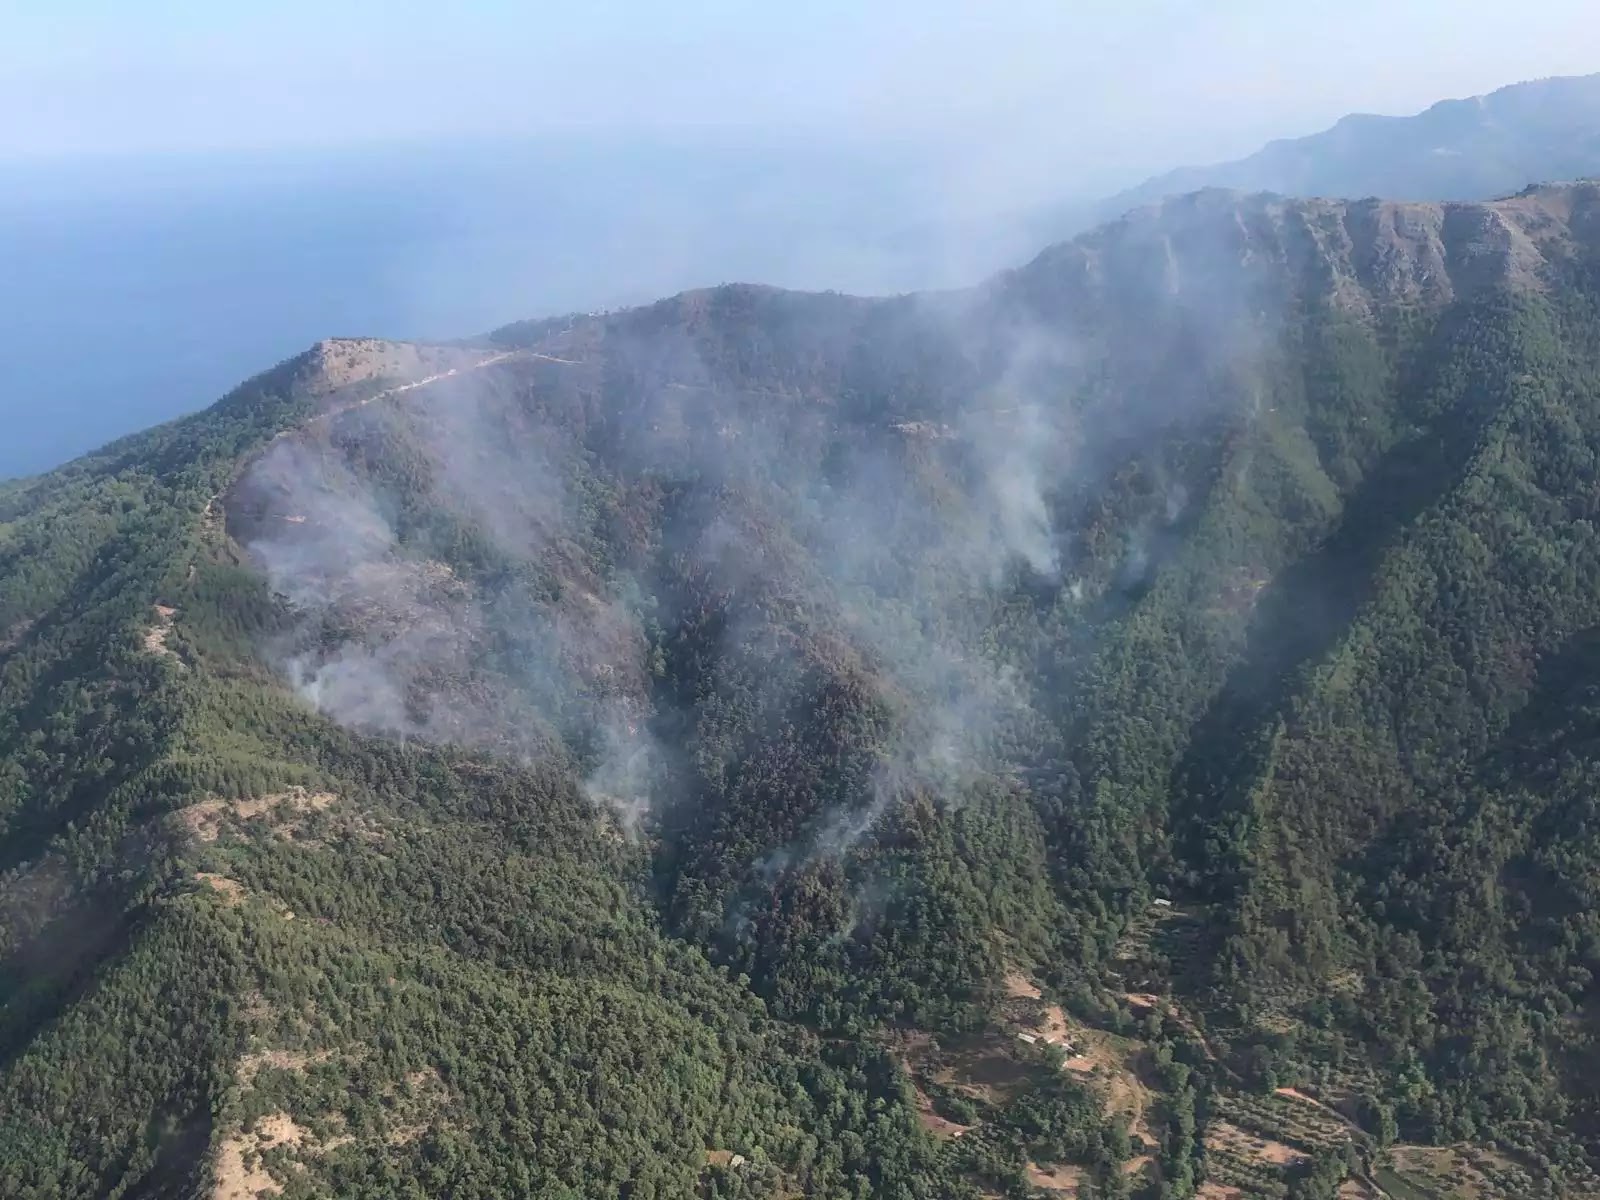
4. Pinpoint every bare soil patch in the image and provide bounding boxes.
[910,1084,973,1140]
[143,604,183,666]
[1124,1155,1153,1178]
[210,1112,311,1200]
[1025,1160,1082,1193]
[196,873,245,903]
[931,1043,1031,1106]
[1001,972,1076,1051]
[1206,1119,1306,1167]
[235,788,337,822]
[1338,1180,1382,1199]
[176,788,338,843]
[177,800,229,843]
[306,338,499,396]
[1034,1000,1075,1049]
[1004,971,1043,1000]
